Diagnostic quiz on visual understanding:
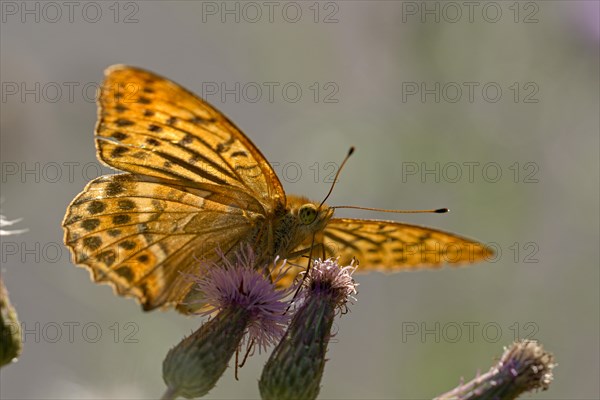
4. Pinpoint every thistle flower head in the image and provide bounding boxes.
[498,339,556,392]
[435,339,556,400]
[299,257,358,312]
[190,247,295,351]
